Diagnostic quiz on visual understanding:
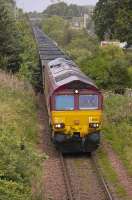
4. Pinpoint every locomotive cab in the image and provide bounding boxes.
[50,80,103,153]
